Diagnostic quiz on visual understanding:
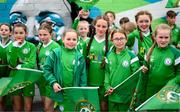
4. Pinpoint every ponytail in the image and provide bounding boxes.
[86,27,95,68]
[100,29,109,68]
[146,42,156,63]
